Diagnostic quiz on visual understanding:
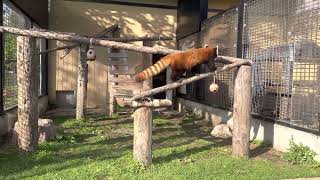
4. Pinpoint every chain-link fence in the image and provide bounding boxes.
[243,0,320,130]
[200,8,238,109]
[178,8,238,110]
[178,0,320,131]
[2,0,47,110]
[3,0,31,109]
